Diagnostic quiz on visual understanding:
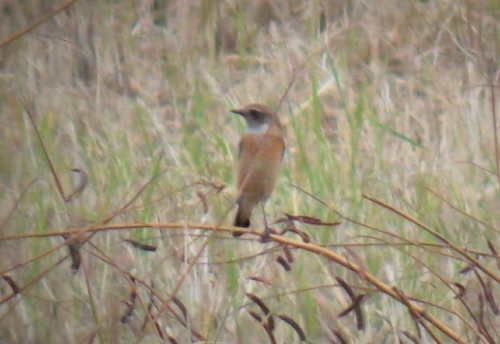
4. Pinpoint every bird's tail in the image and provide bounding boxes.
[233,205,251,237]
